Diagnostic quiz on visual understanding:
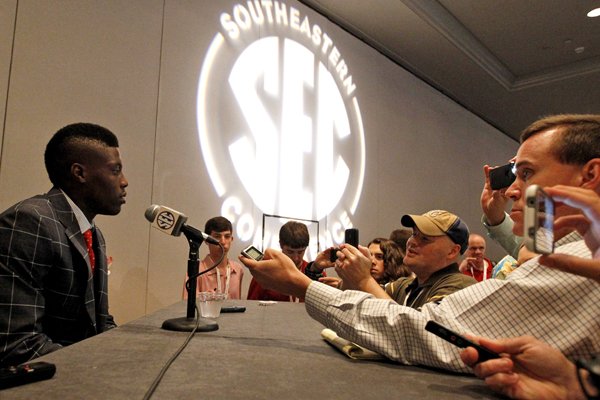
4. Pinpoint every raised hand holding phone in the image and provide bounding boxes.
[489,162,516,190]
